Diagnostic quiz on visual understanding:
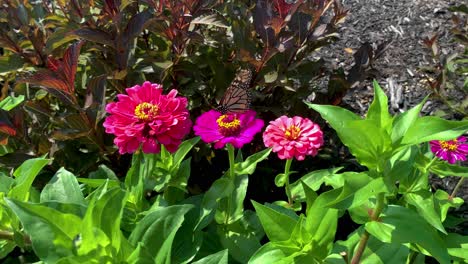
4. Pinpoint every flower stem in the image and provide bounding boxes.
[450,177,465,199]
[284,158,293,204]
[225,144,236,225]
[424,156,438,172]
[227,144,235,179]
[350,193,385,264]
